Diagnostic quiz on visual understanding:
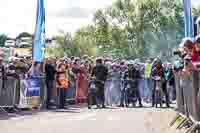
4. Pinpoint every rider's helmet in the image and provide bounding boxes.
[127,60,134,65]
[127,60,135,70]
[96,57,103,65]
[153,58,162,69]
